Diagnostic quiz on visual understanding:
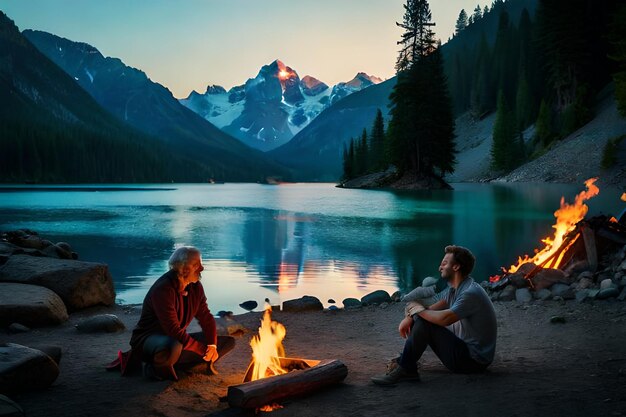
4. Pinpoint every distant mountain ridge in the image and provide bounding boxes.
[180,59,383,151]
[23,30,290,182]
[0,12,216,182]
